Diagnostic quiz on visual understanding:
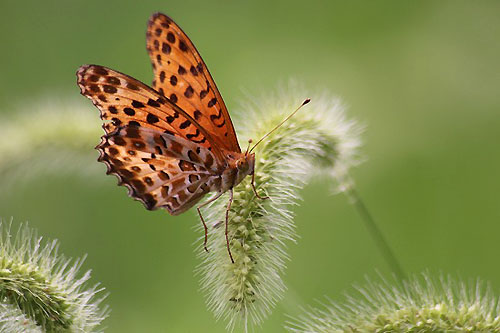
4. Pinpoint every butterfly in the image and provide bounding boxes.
[77,12,309,263]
